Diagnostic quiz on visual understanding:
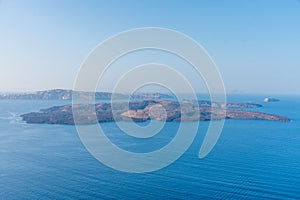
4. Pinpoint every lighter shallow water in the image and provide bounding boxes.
[0,95,299,199]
